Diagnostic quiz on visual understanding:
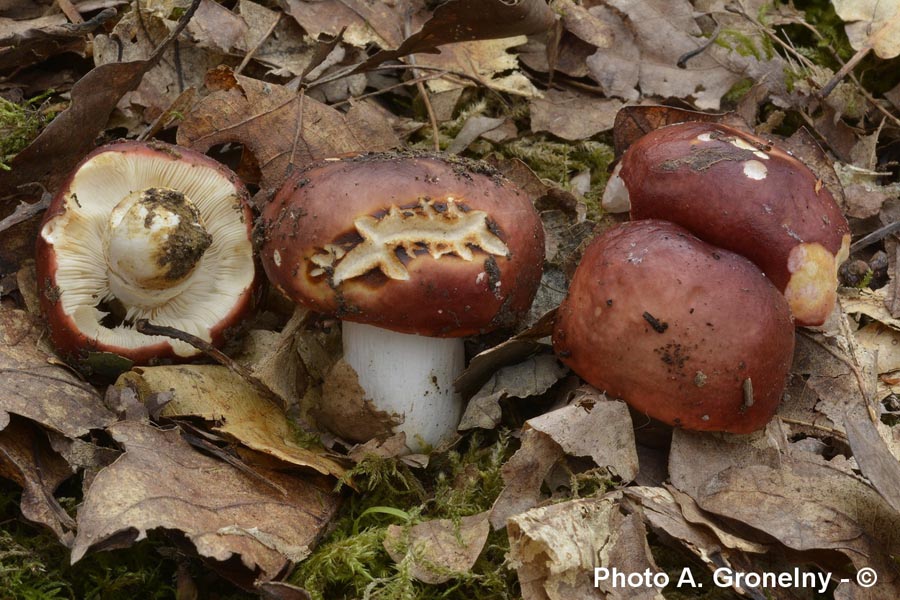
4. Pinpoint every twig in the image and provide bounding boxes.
[404,12,440,151]
[850,220,900,253]
[0,186,52,234]
[56,0,84,24]
[677,22,721,68]
[134,319,284,409]
[779,417,849,441]
[236,12,281,75]
[819,44,872,99]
